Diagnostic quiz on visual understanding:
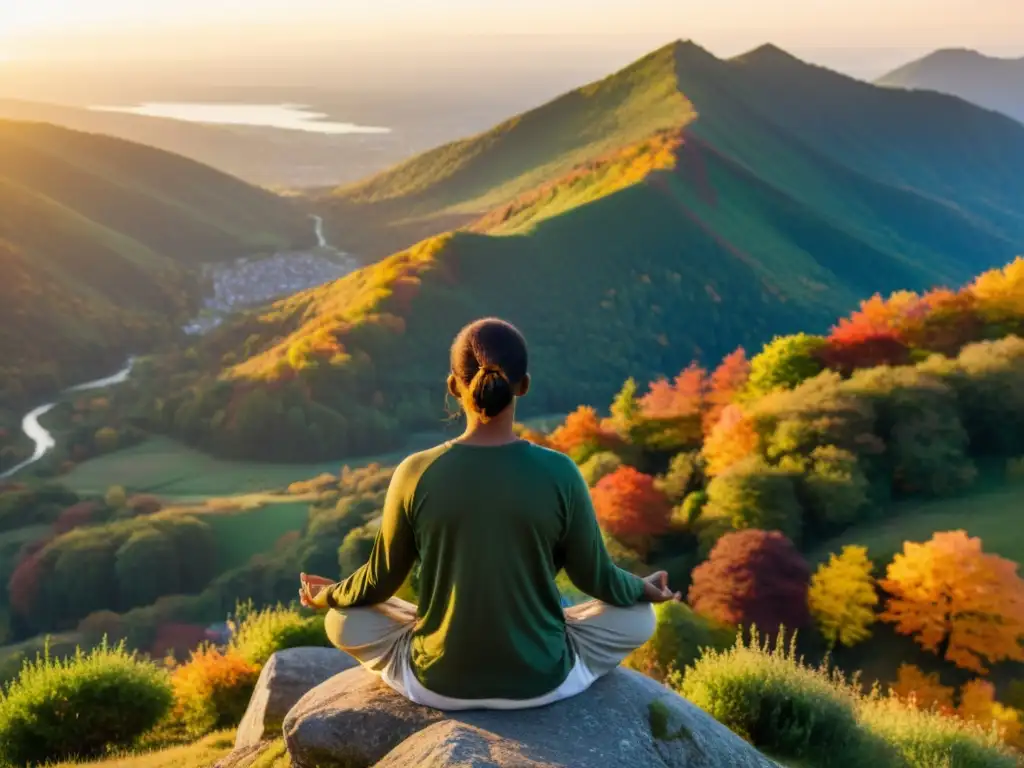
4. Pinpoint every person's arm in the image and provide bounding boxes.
[561,465,646,607]
[323,461,418,609]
